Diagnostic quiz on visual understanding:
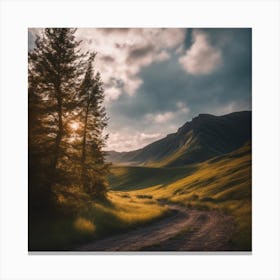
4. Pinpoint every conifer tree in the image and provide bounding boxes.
[29,28,109,213]
[28,28,86,211]
[79,53,109,198]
